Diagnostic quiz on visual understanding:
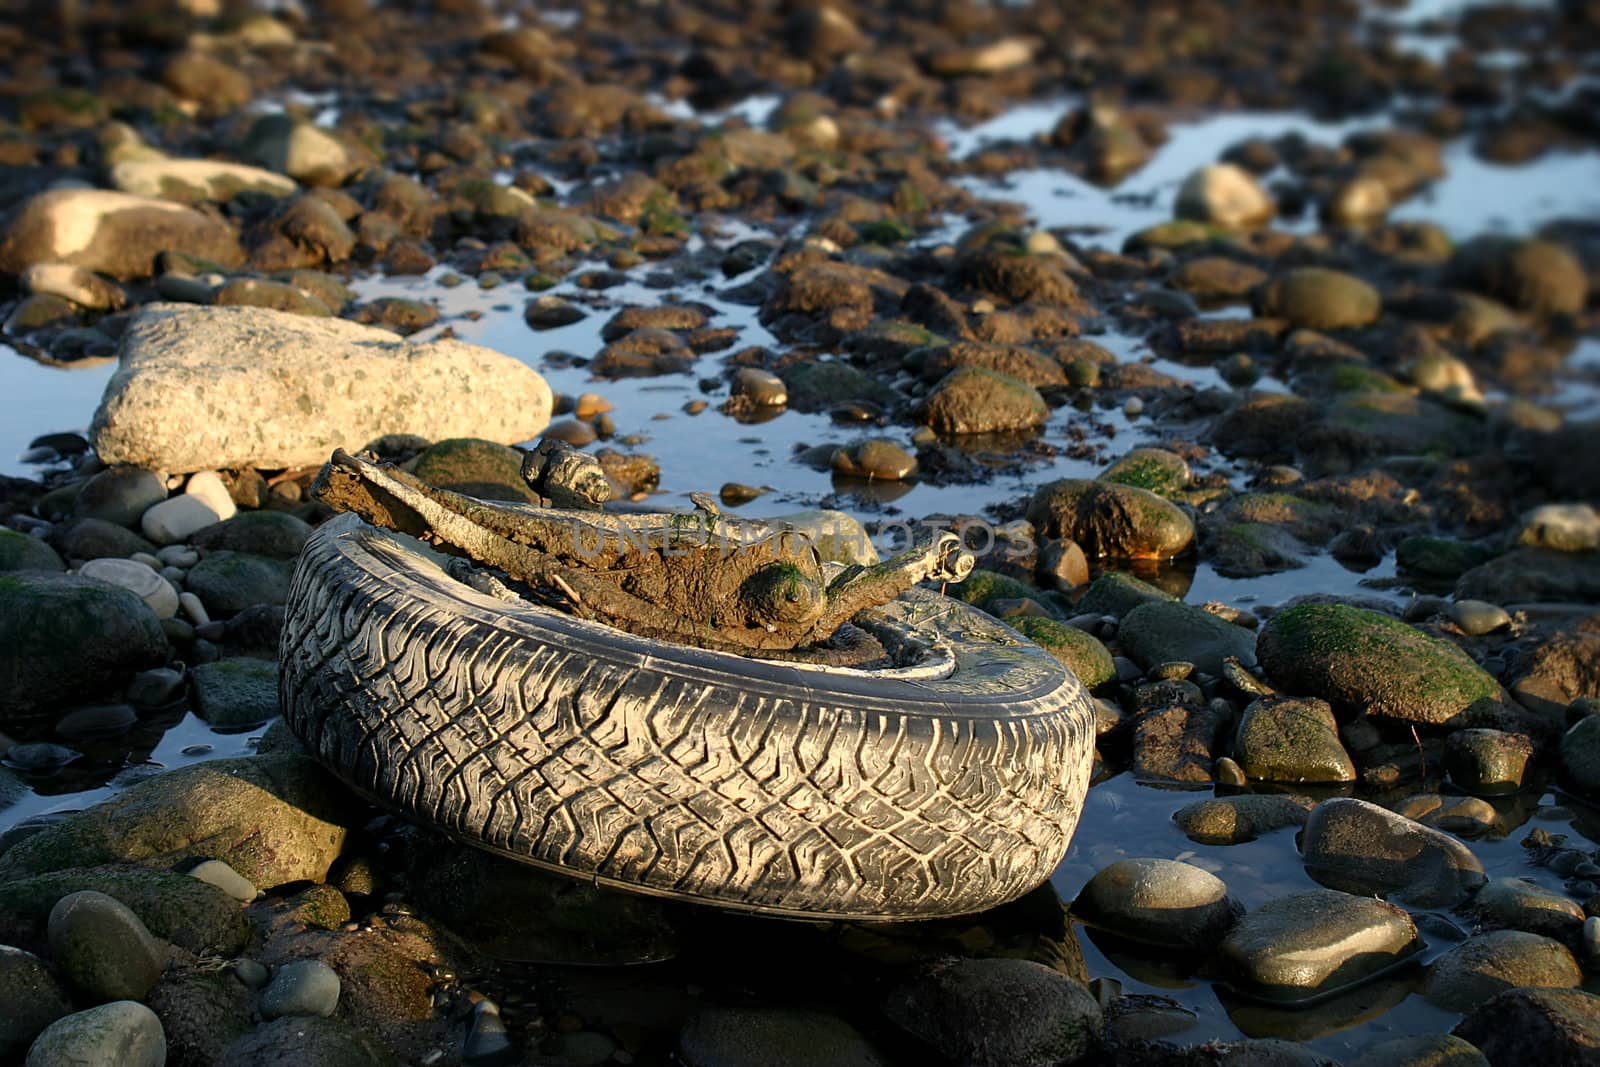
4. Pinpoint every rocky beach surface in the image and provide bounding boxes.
[2,0,1600,1063]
